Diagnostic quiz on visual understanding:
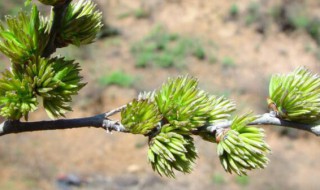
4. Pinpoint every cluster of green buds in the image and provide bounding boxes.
[0,6,48,64]
[121,76,237,177]
[0,0,102,119]
[55,0,103,47]
[121,99,162,135]
[154,76,236,134]
[0,56,84,119]
[216,114,270,175]
[268,67,320,123]
[0,70,37,120]
[148,132,197,178]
